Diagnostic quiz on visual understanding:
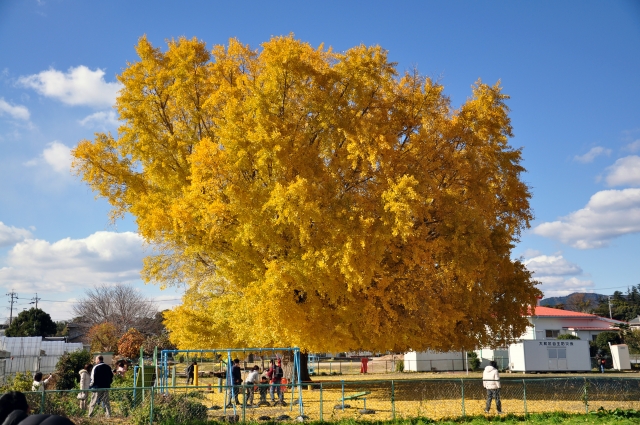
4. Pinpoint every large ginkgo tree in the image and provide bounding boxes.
[73,35,540,353]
